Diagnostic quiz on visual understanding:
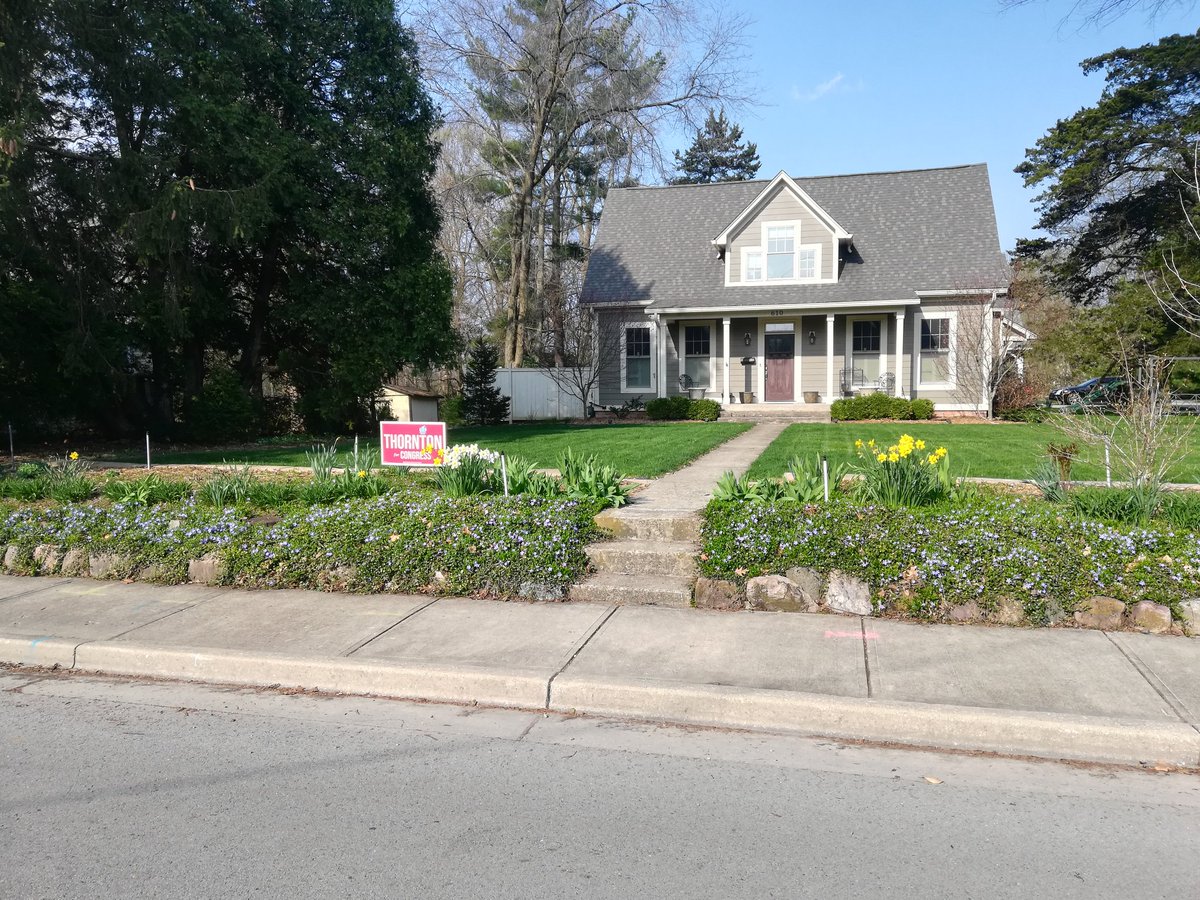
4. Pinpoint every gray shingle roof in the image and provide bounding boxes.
[581,164,1010,310]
